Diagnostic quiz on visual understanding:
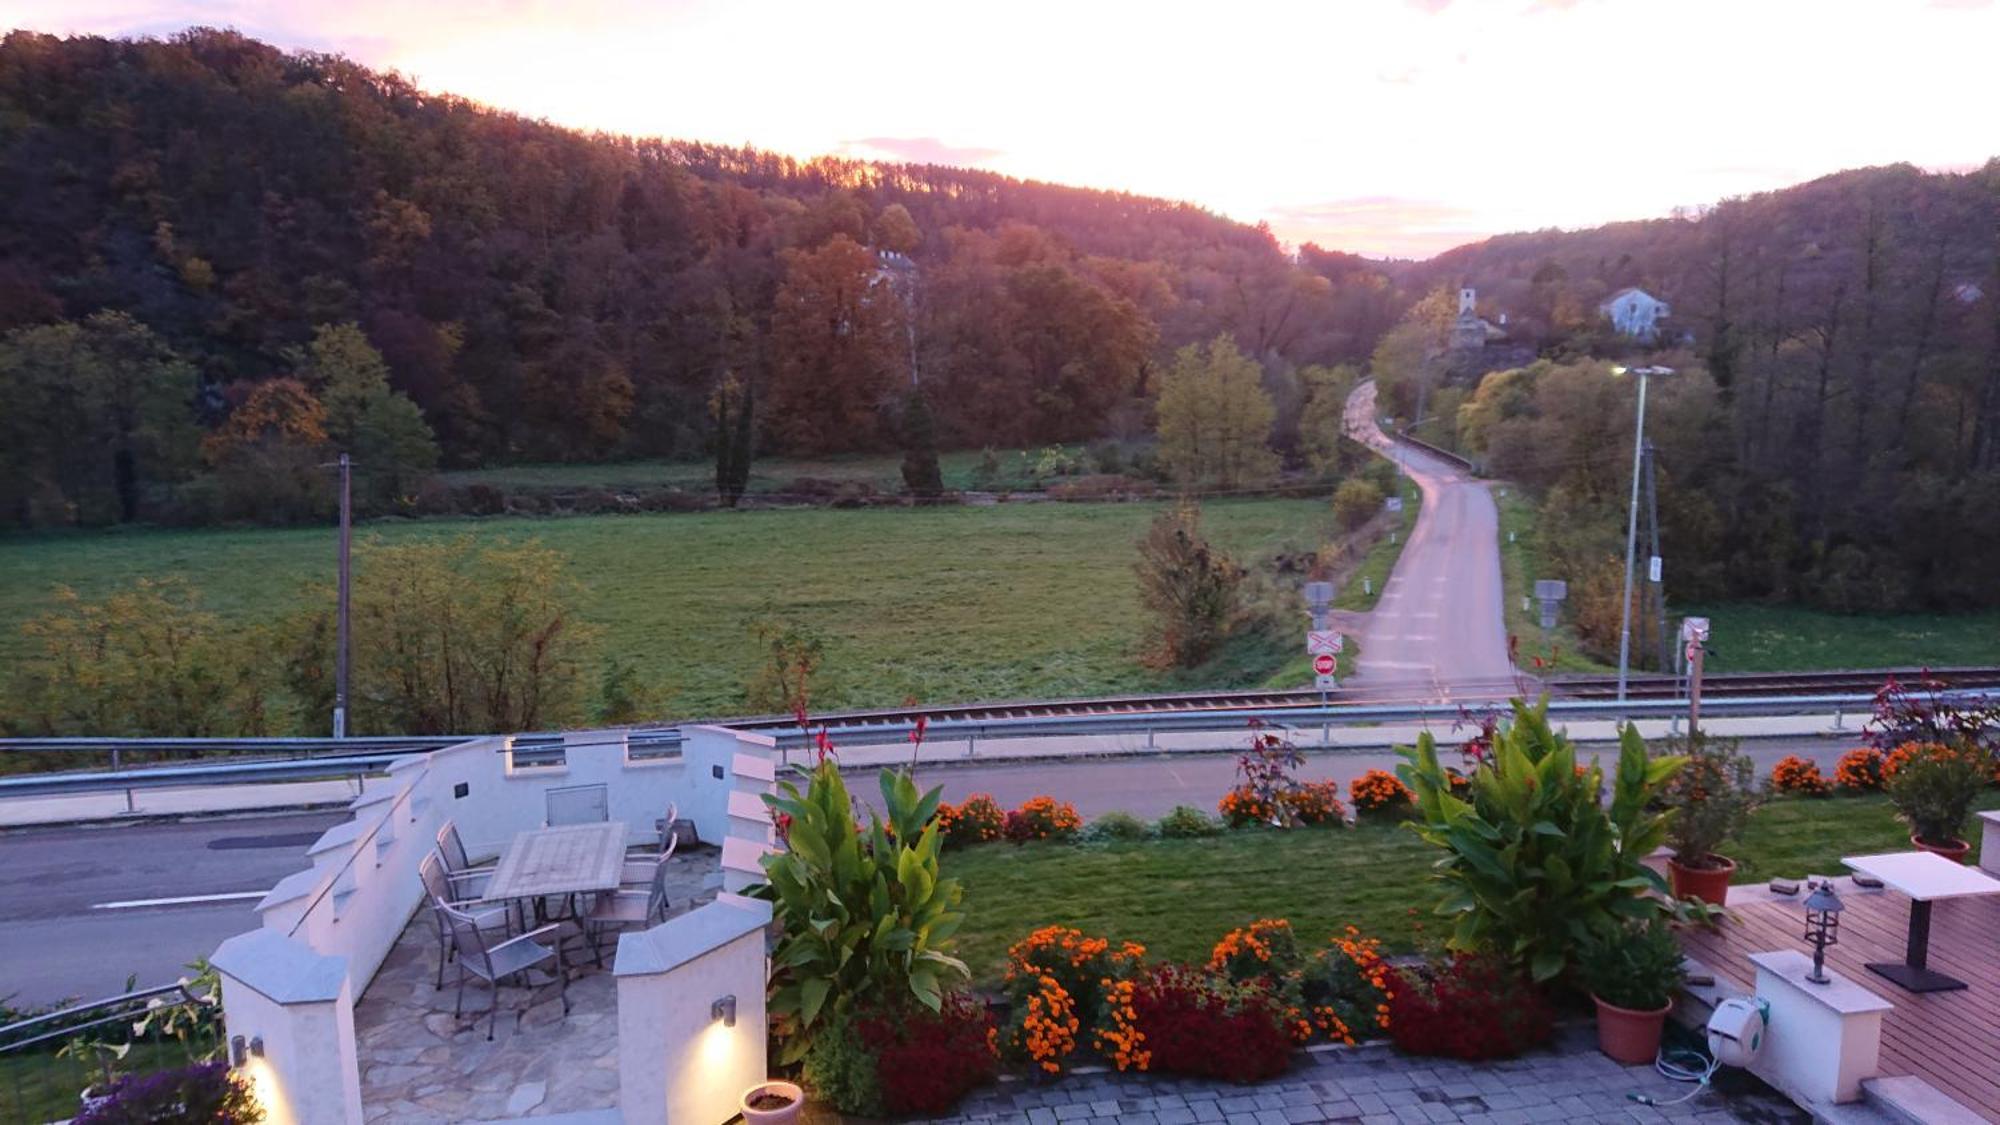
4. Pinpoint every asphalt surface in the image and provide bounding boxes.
[0,812,346,1008]
[1343,382,1515,698]
[0,737,1872,1006]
